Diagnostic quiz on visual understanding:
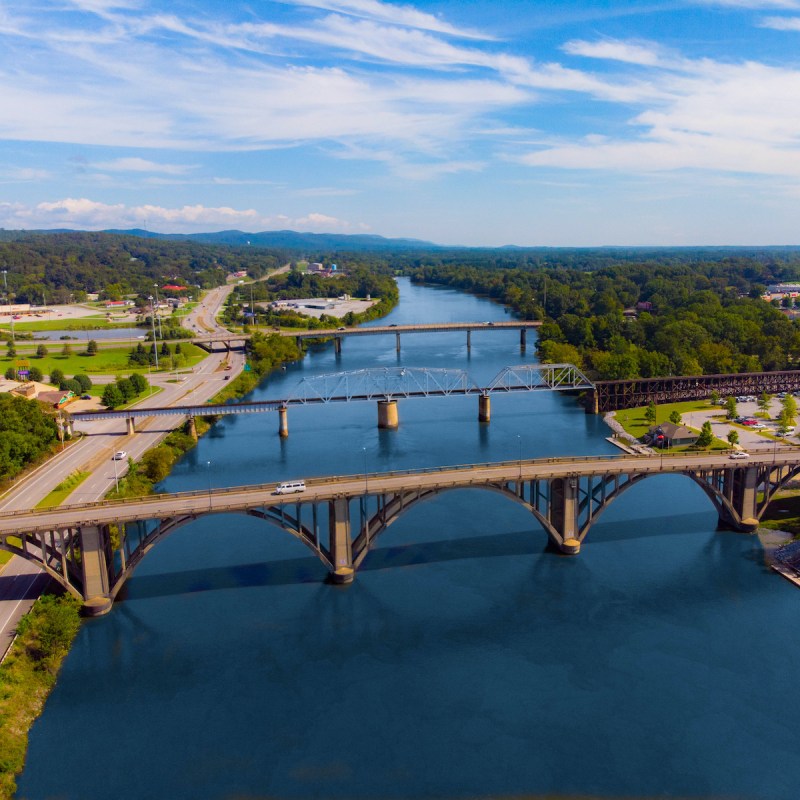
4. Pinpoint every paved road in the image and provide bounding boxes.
[0,280,241,657]
[1,449,794,535]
